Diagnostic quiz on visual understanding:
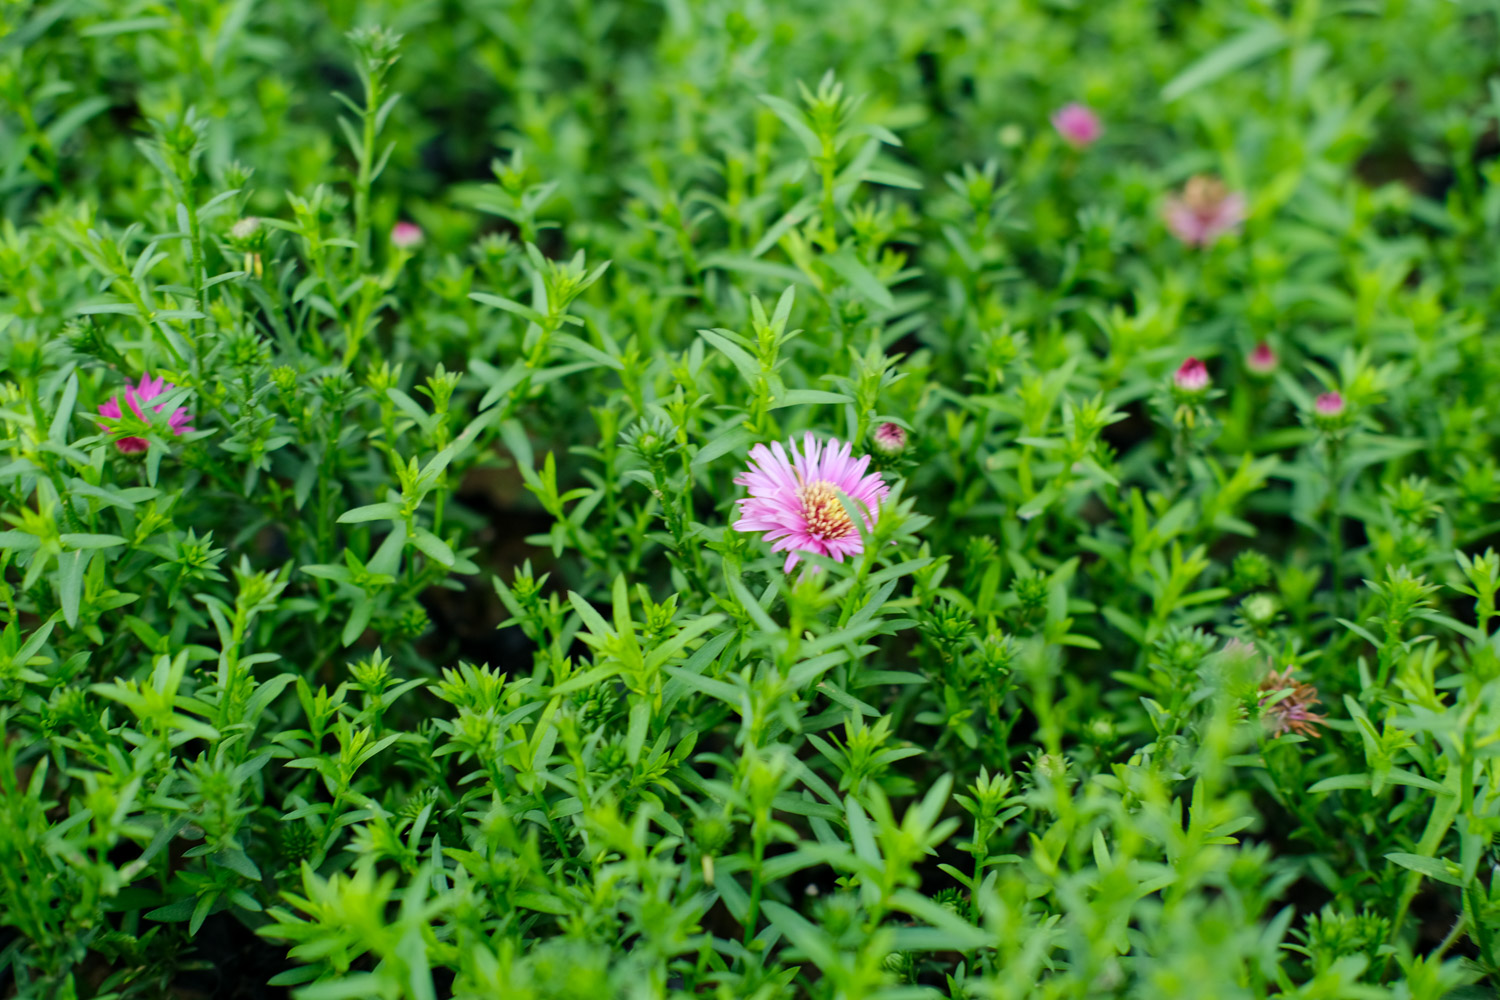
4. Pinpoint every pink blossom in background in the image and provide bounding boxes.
[392,221,424,249]
[733,434,891,573]
[1247,342,1278,376]
[872,422,908,456]
[97,374,195,453]
[1051,103,1102,149]
[1164,175,1246,247]
[1173,357,1210,394]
